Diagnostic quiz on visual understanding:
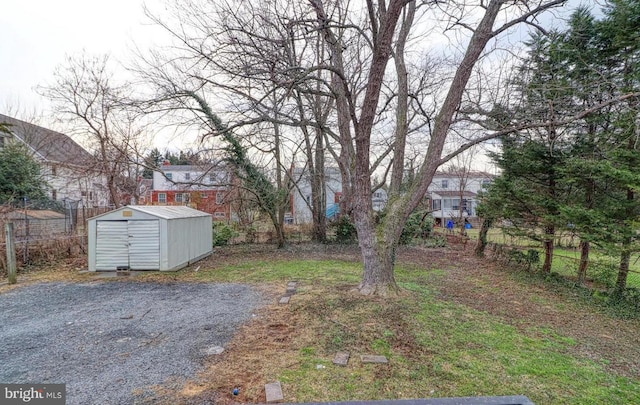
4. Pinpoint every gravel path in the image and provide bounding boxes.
[0,281,264,404]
